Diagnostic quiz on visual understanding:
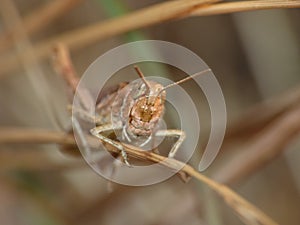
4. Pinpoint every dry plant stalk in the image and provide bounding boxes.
[215,83,300,184]
[225,84,300,141]
[0,0,77,128]
[2,0,300,75]
[0,0,218,75]
[0,127,75,145]
[214,104,300,184]
[191,0,300,16]
[52,43,94,112]
[0,126,279,225]
[0,0,85,52]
